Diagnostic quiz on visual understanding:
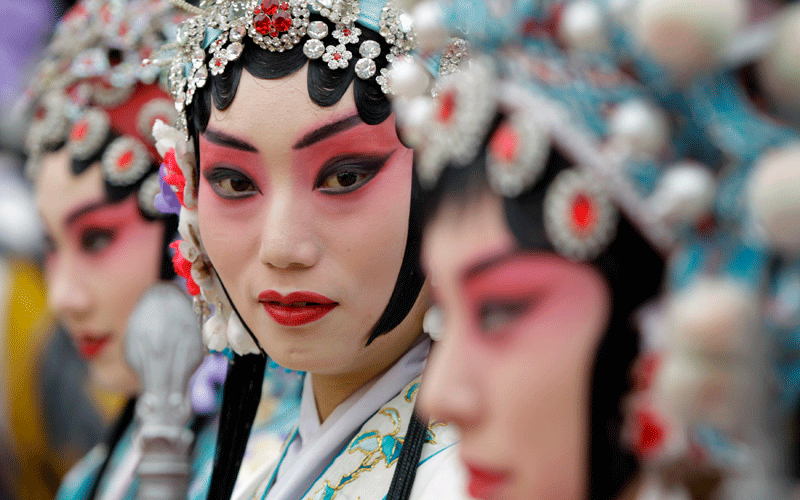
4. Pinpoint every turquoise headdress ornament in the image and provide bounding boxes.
[150,0,417,137]
[388,0,800,494]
